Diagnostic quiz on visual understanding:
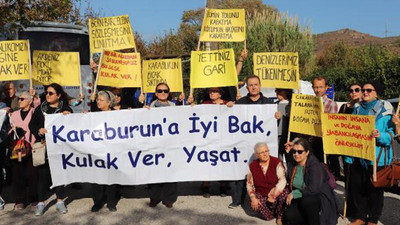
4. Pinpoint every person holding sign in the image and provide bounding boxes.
[29,83,73,216]
[2,82,19,112]
[339,84,362,114]
[91,90,120,212]
[247,142,288,224]
[145,83,178,208]
[284,138,338,225]
[345,82,395,225]
[274,89,292,162]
